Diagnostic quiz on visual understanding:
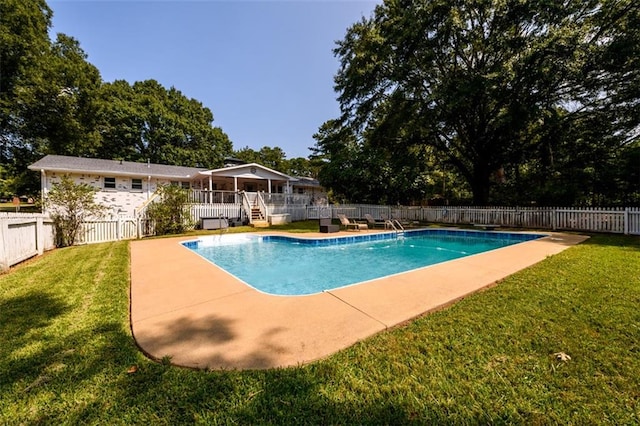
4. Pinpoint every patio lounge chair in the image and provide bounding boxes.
[364,213,386,228]
[338,214,368,231]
